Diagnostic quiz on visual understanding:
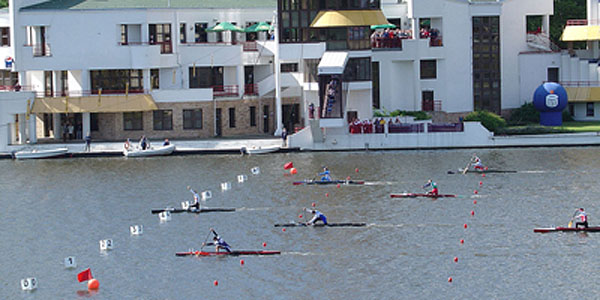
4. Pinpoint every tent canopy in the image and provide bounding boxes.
[245,22,272,32]
[310,10,389,28]
[207,22,244,32]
